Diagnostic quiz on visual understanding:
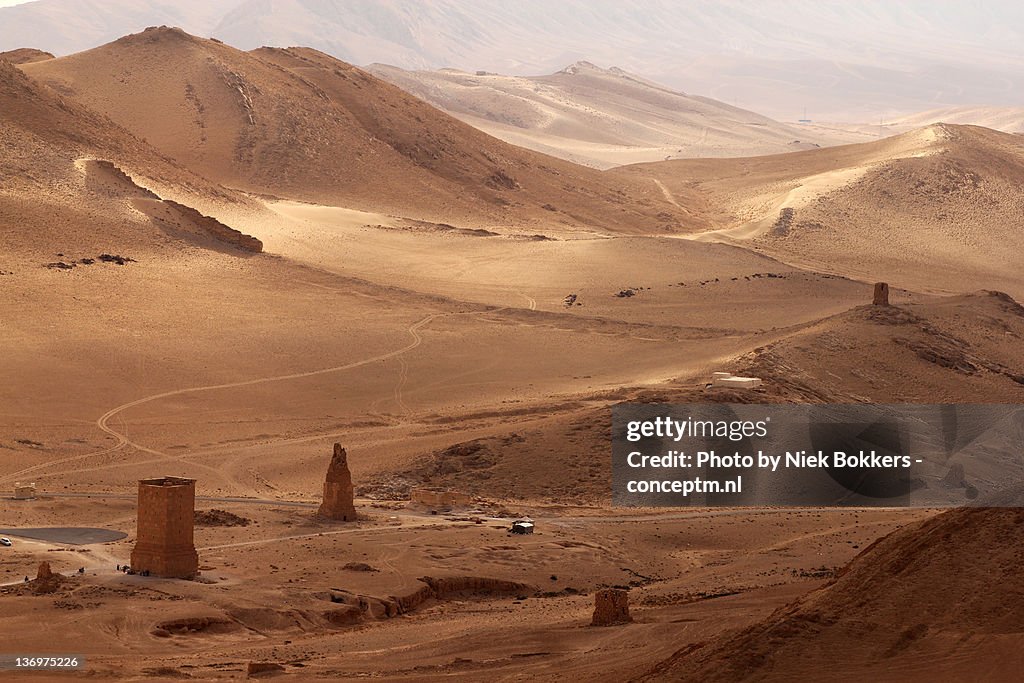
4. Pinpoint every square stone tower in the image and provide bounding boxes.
[130,477,199,578]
